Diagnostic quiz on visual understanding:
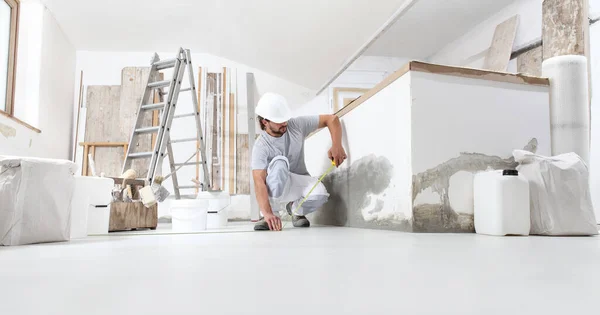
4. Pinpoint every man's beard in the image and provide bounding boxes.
[269,125,287,136]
